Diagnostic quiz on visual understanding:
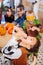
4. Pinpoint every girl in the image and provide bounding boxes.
[4,8,14,23]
